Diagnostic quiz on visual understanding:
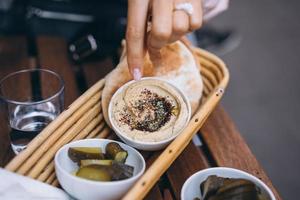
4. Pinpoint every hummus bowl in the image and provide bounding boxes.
[108,77,191,151]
